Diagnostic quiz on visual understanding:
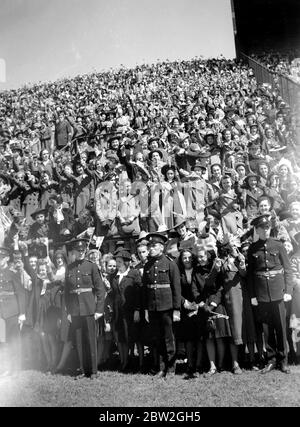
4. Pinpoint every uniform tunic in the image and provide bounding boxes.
[65,259,106,375]
[142,253,181,371]
[247,238,293,364]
